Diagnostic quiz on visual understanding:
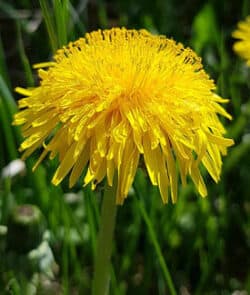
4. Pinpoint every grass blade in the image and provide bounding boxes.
[0,97,18,160]
[39,0,58,52]
[134,184,177,295]
[53,0,69,47]
[16,22,34,87]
